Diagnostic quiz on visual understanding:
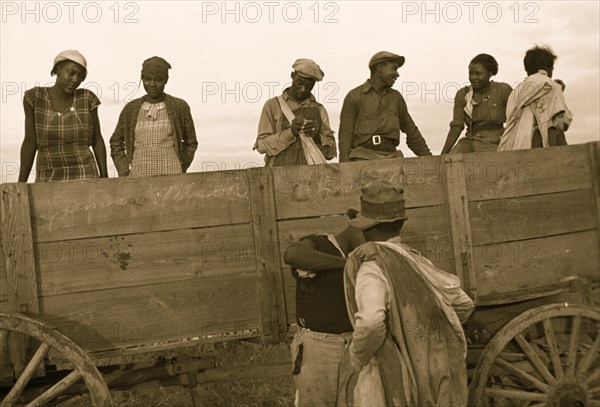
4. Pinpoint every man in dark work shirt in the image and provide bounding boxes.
[283,217,364,407]
[339,51,432,161]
